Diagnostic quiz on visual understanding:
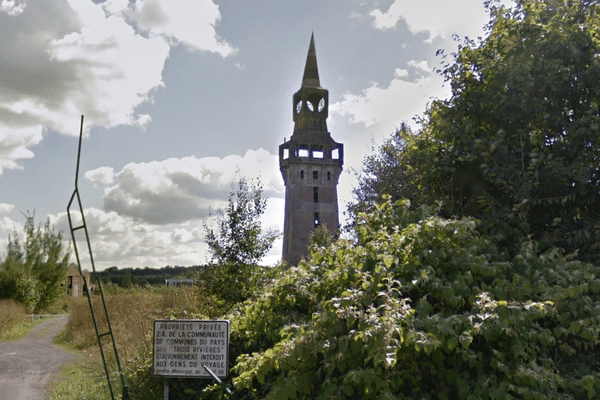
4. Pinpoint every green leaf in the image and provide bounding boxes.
[446,336,459,351]
[459,332,473,349]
